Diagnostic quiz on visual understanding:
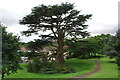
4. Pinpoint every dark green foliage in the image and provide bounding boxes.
[27,58,41,73]
[104,29,120,67]
[65,34,112,59]
[27,62,33,72]
[19,39,52,60]
[40,68,56,74]
[27,53,50,73]
[19,2,91,38]
[66,38,100,58]
[40,65,76,74]
[19,2,92,65]
[30,58,41,73]
[90,34,112,55]
[116,57,120,67]
[114,30,120,55]
[18,51,34,59]
[27,39,52,51]
[25,51,36,59]
[1,25,21,78]
[105,30,120,58]
[106,50,118,59]
[27,54,76,74]
[56,66,75,74]
[27,58,55,74]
